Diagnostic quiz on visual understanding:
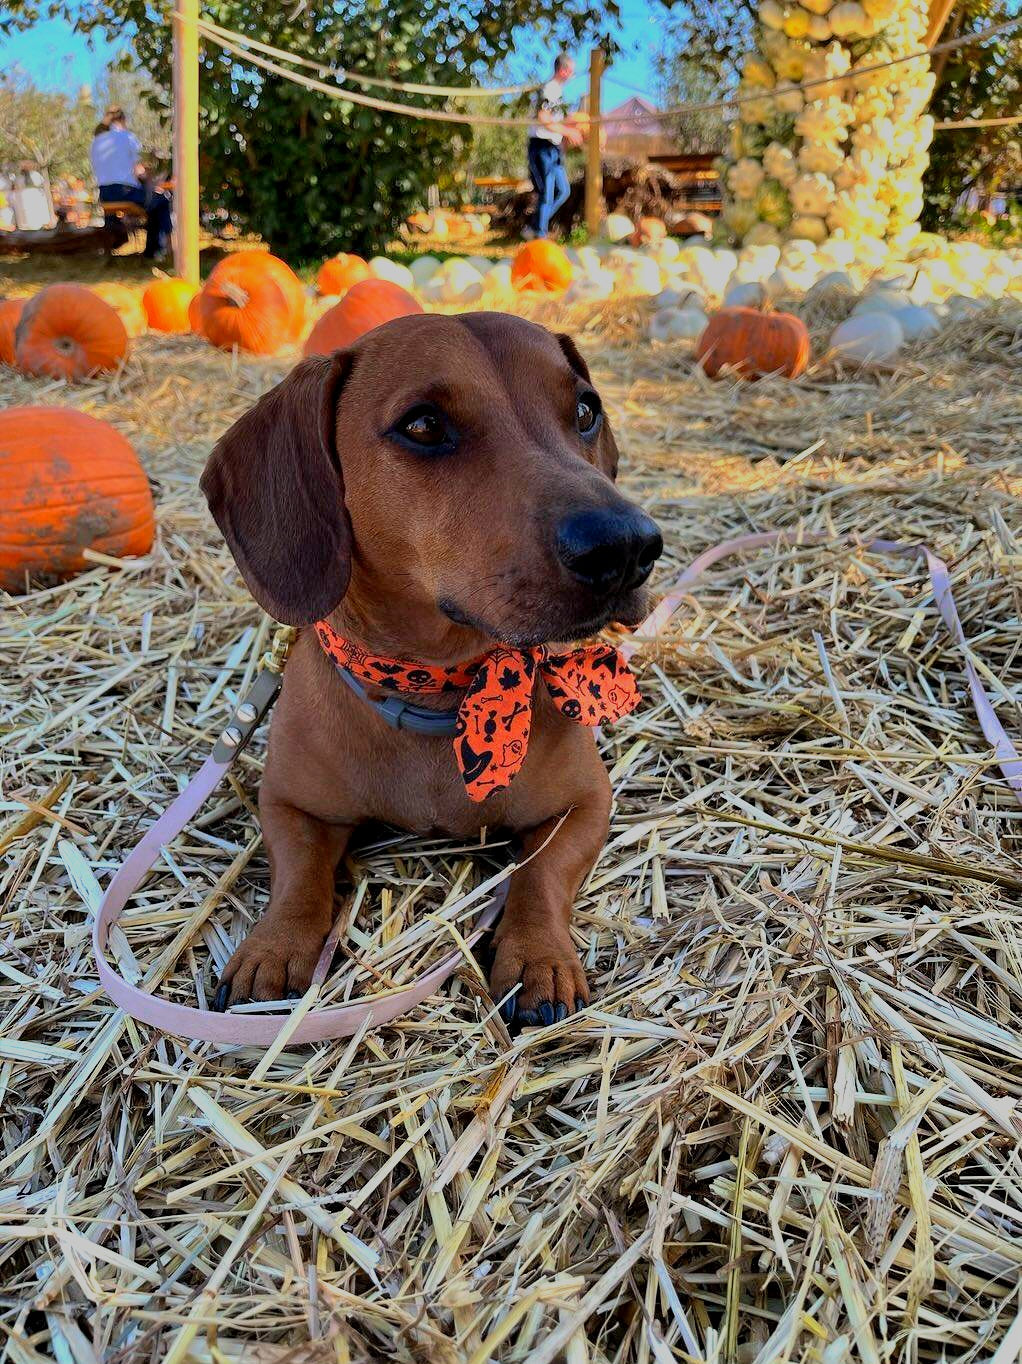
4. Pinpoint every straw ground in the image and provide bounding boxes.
[2,281,1022,1362]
